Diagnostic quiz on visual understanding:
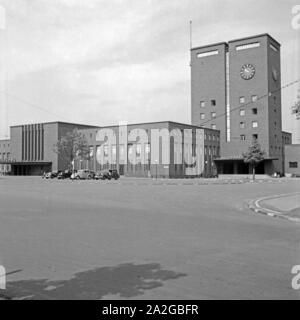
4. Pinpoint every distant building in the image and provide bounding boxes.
[284,144,300,176]
[0,121,220,178]
[191,33,292,175]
